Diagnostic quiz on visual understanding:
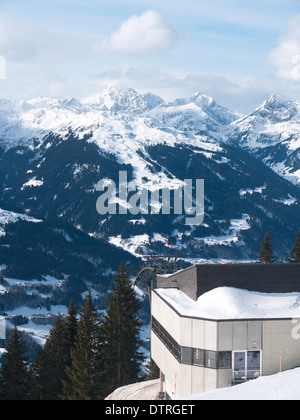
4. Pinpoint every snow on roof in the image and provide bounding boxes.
[156,287,300,320]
